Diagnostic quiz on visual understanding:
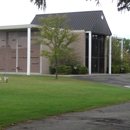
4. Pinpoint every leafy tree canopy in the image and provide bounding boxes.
[30,0,46,9]
[123,38,130,53]
[35,14,78,79]
[89,0,130,11]
[111,37,130,67]
[30,0,130,11]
